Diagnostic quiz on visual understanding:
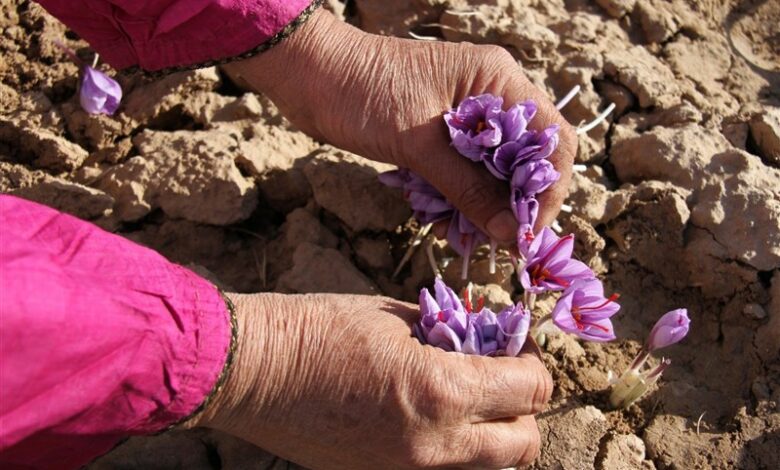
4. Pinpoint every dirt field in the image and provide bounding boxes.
[1,0,778,468]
